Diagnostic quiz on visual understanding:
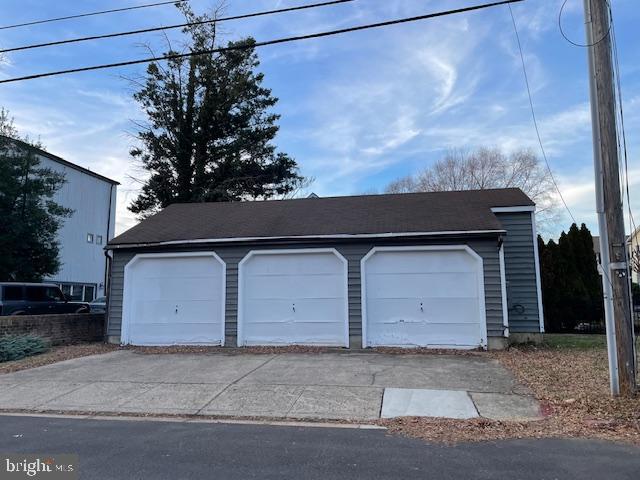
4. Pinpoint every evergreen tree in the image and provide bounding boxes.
[129,4,304,218]
[0,109,72,281]
[538,222,603,332]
